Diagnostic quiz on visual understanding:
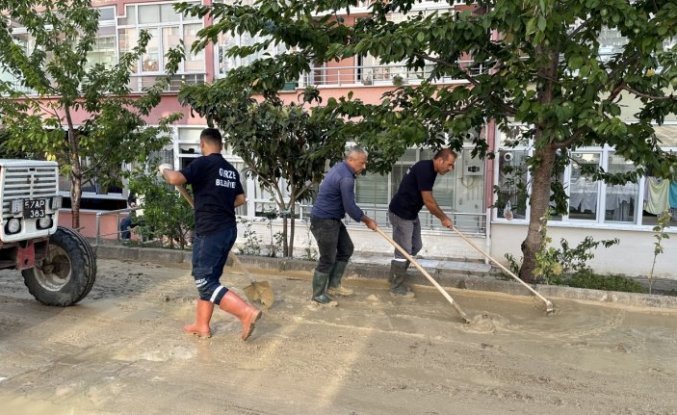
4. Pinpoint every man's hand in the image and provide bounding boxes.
[363,216,378,231]
[158,163,173,177]
[441,217,453,229]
